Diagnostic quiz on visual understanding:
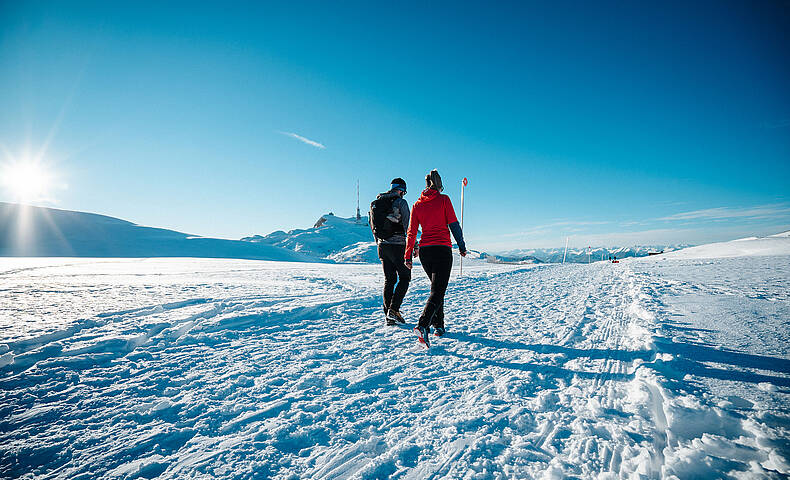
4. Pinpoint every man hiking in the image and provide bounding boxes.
[405,169,467,348]
[369,178,411,326]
